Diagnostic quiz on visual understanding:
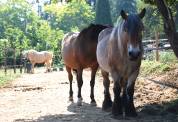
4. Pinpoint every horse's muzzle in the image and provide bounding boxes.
[128,51,141,61]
